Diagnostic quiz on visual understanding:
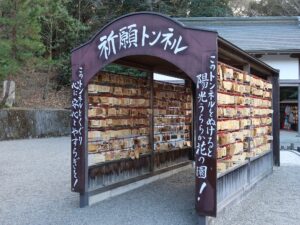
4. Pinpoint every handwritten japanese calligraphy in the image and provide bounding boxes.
[119,24,138,49]
[196,166,208,179]
[71,66,84,190]
[196,55,217,202]
[98,24,188,60]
